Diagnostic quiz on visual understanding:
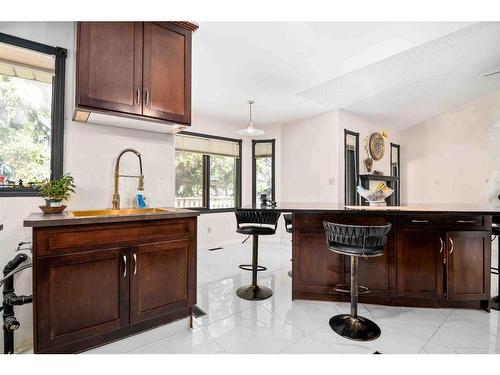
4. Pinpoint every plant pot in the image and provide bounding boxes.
[364,158,373,173]
[45,199,63,207]
[39,205,67,215]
